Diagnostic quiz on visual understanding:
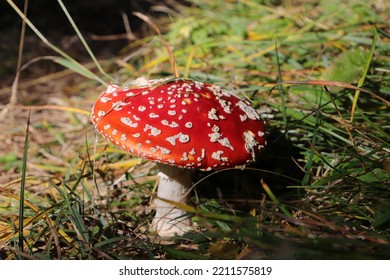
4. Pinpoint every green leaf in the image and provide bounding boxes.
[321,48,370,85]
[373,210,390,230]
[0,152,19,171]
